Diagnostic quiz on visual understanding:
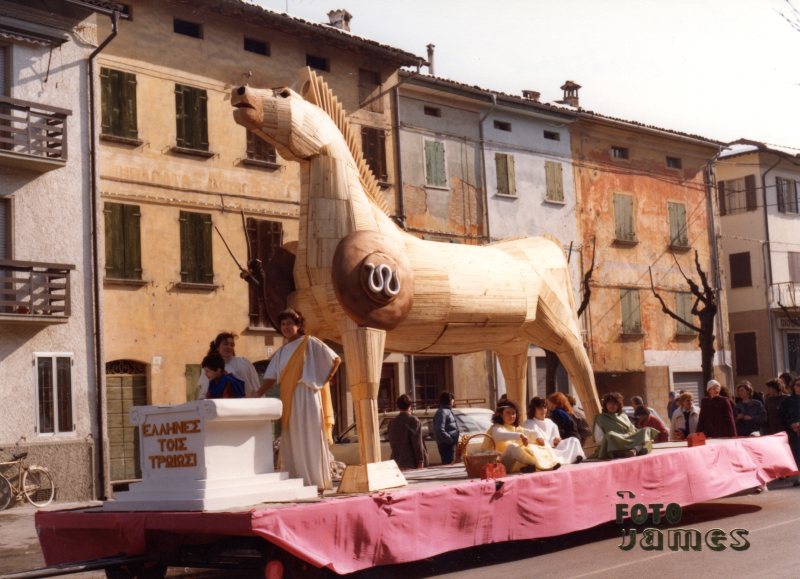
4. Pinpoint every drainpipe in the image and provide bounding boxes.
[391,86,406,229]
[88,9,120,500]
[761,154,783,376]
[478,94,497,242]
